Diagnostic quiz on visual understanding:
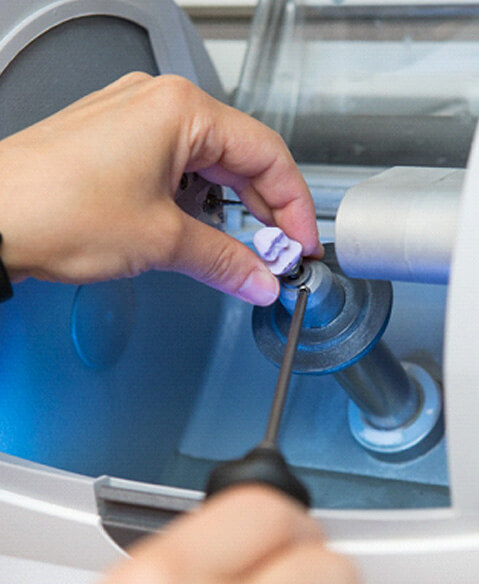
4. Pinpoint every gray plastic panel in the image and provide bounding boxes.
[0,16,159,138]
